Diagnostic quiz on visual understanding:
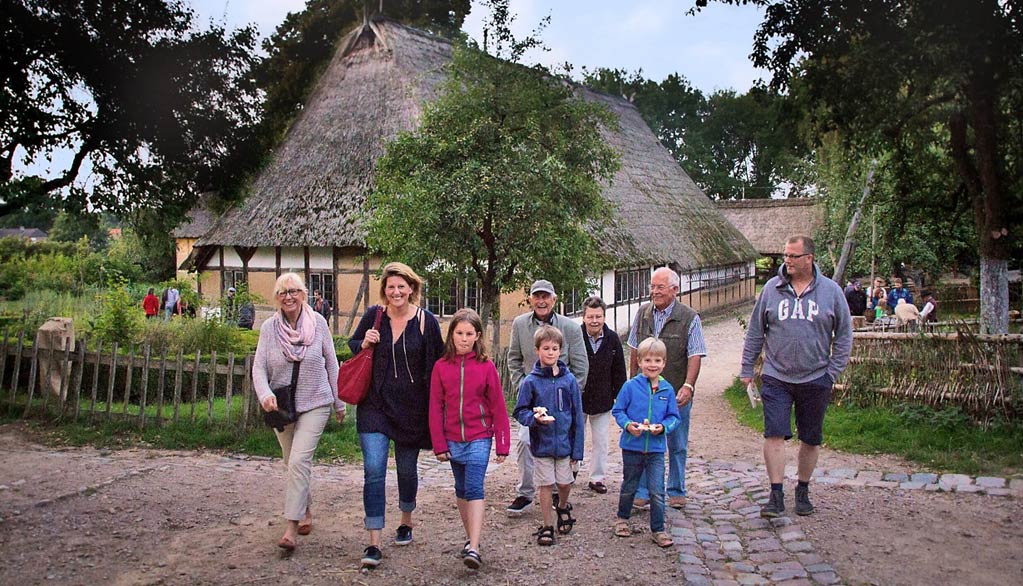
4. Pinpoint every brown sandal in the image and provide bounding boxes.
[613,519,631,537]
[651,531,674,548]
